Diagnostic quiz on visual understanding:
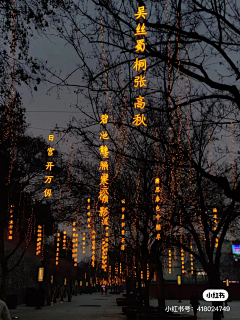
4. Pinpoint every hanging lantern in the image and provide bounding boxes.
[7,205,14,240]
[56,232,60,265]
[63,231,67,250]
[36,225,42,256]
